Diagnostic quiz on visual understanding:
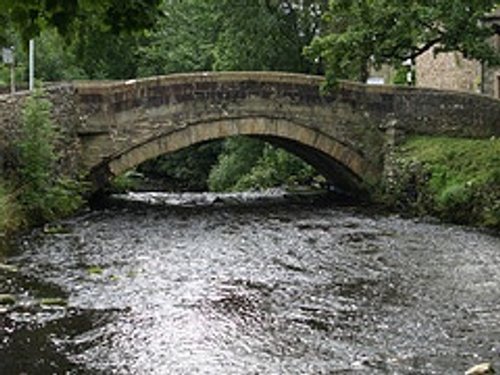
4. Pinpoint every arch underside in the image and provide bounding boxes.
[92,117,377,194]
